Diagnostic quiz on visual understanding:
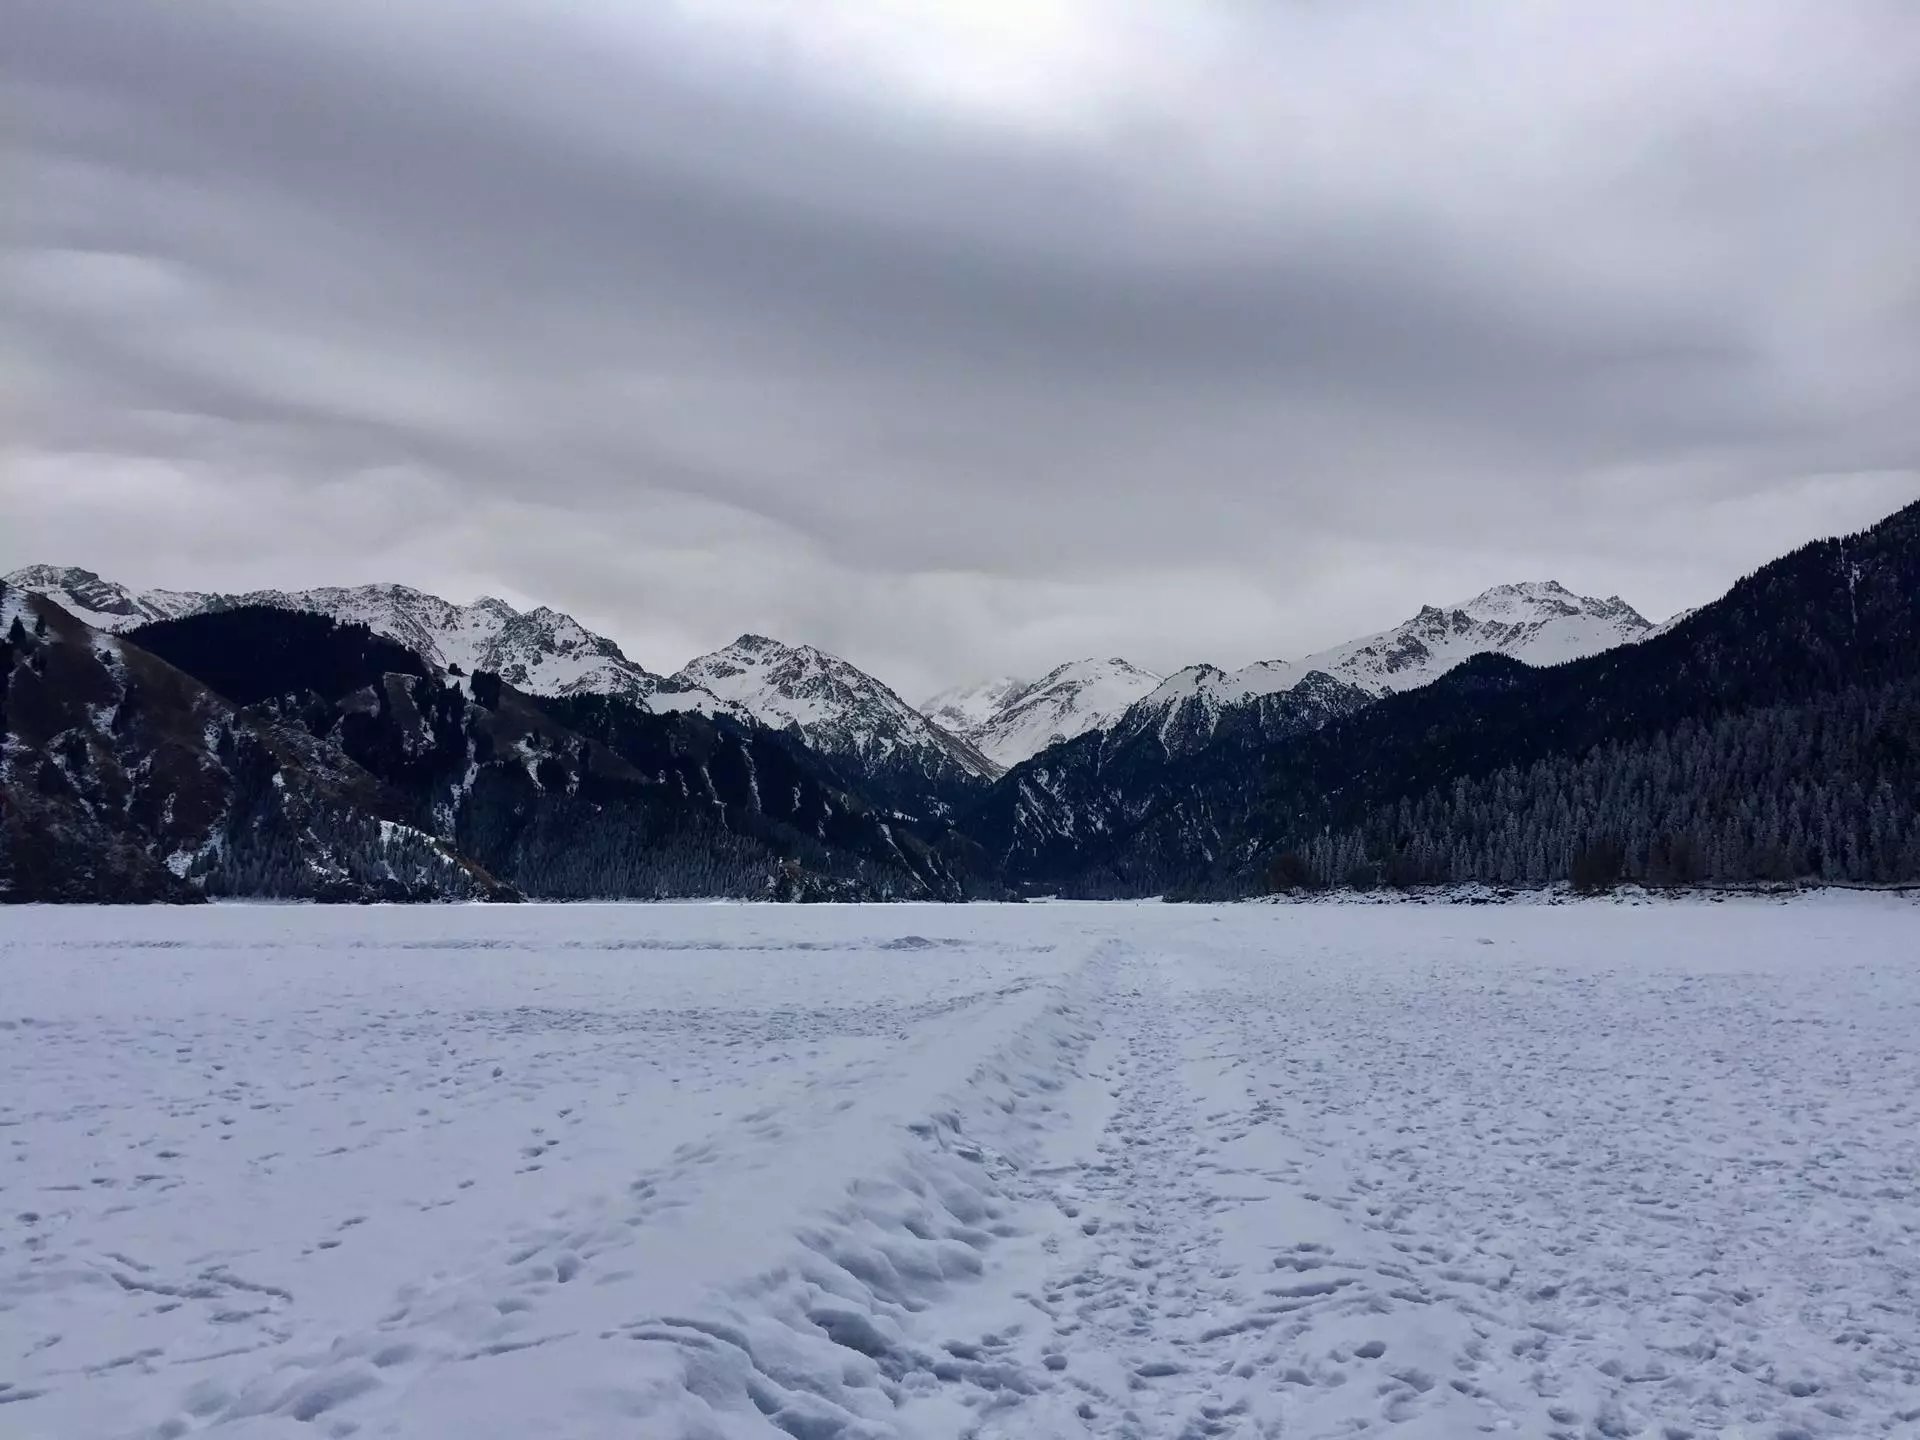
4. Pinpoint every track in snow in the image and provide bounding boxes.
[3,898,1917,1439]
